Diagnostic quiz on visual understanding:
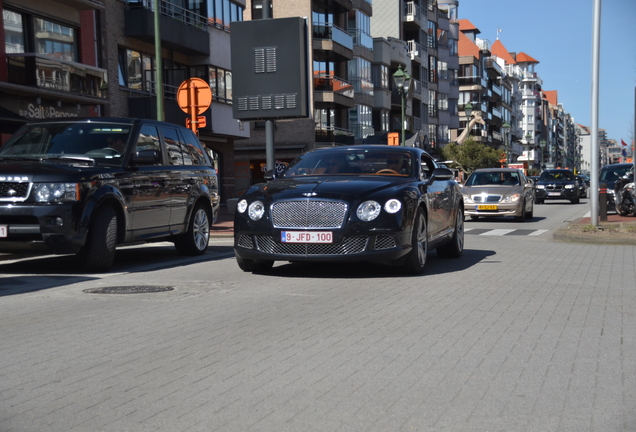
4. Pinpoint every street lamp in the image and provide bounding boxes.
[464,101,473,119]
[502,122,511,167]
[393,65,412,146]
